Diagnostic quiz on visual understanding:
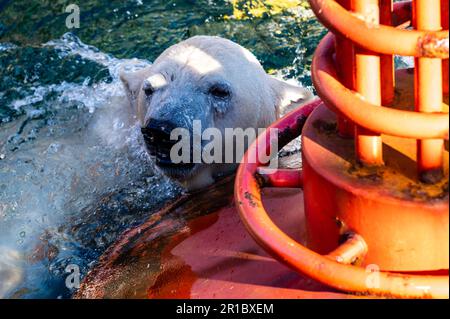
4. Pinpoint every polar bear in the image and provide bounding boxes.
[120,36,313,191]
